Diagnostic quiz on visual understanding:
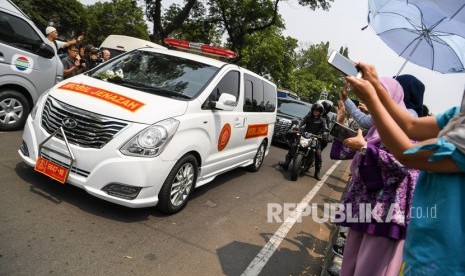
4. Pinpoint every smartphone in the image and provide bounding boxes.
[330,122,357,141]
[327,50,362,78]
[350,98,360,107]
